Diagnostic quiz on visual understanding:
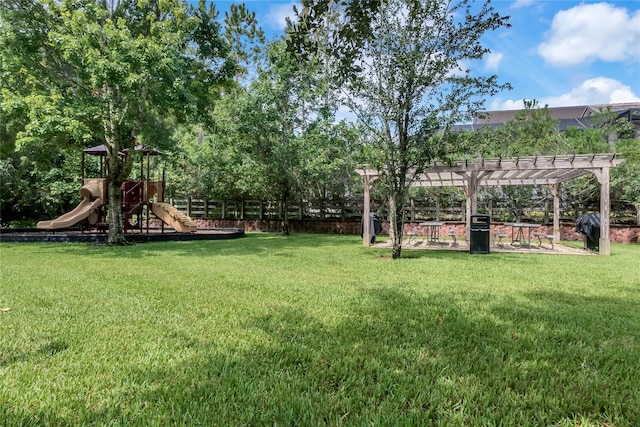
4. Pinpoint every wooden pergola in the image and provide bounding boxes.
[358,153,623,255]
